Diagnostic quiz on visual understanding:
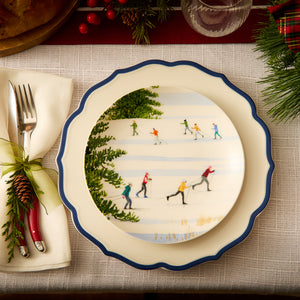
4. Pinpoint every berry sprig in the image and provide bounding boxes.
[79,0,128,34]
[87,0,98,7]
[78,0,172,44]
[87,12,101,25]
